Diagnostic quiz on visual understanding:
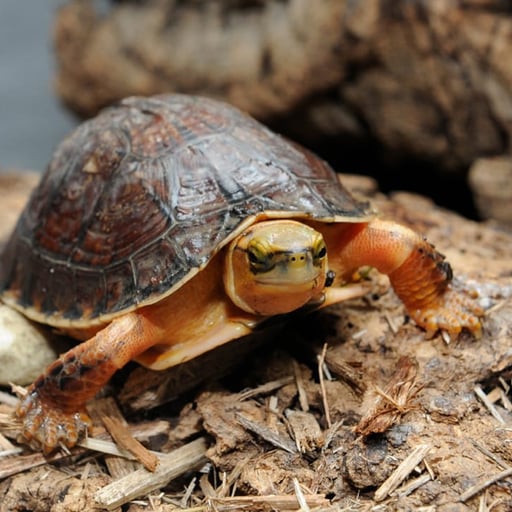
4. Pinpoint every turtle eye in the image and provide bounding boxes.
[313,238,327,262]
[247,241,274,273]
